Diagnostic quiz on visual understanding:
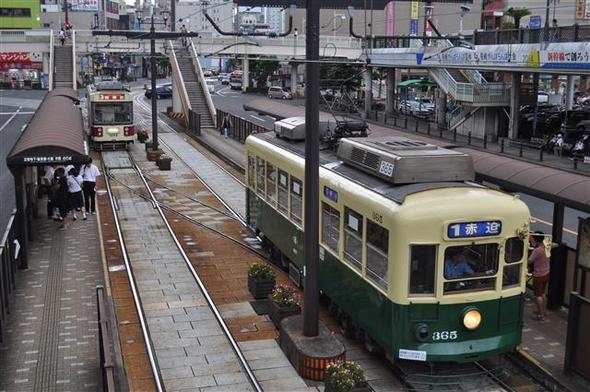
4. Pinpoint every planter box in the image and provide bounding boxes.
[325,380,370,392]
[147,149,163,162]
[145,141,153,151]
[268,299,300,328]
[158,158,172,171]
[248,275,275,299]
